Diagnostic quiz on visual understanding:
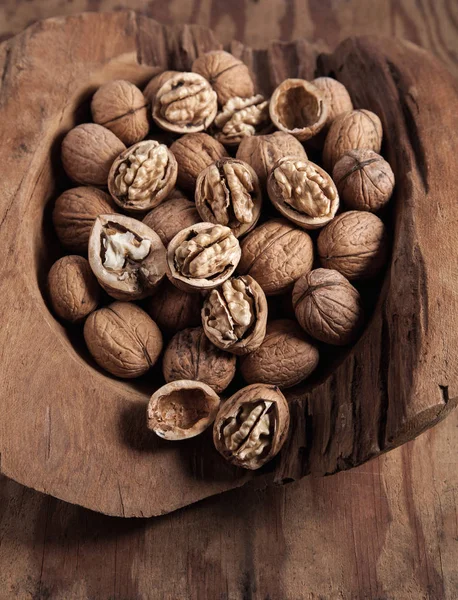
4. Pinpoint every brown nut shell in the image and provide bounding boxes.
[143,191,201,246]
[311,77,353,128]
[240,319,319,389]
[213,383,290,470]
[317,211,388,280]
[48,255,100,323]
[143,70,180,105]
[146,279,202,336]
[292,268,364,345]
[147,380,220,440]
[213,95,270,146]
[84,301,163,378]
[88,214,166,300]
[162,327,236,394]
